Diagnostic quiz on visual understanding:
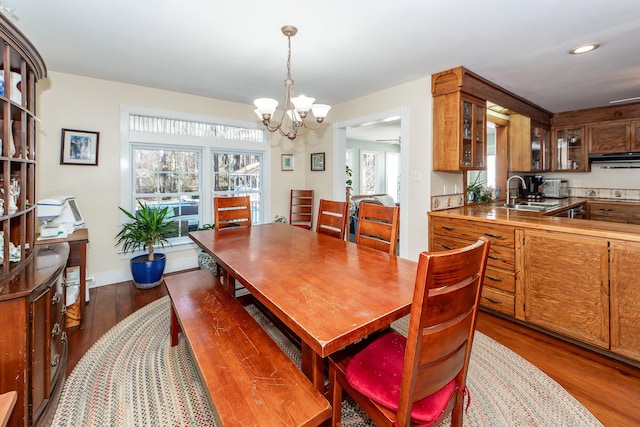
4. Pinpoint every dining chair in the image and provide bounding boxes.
[290,189,314,230]
[213,195,252,230]
[355,202,400,255]
[213,195,252,295]
[316,199,349,240]
[328,238,490,427]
